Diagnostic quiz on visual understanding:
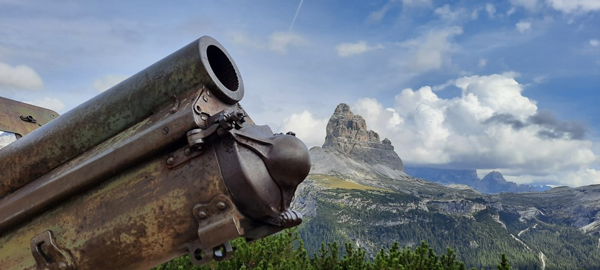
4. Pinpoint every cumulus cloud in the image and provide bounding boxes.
[564,168,600,187]
[93,74,128,93]
[397,27,463,73]
[349,72,598,185]
[336,41,383,57]
[24,97,66,113]
[280,110,328,148]
[546,0,600,13]
[484,110,586,140]
[268,32,310,54]
[516,21,532,32]
[0,62,44,91]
